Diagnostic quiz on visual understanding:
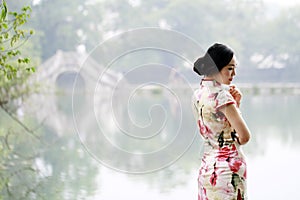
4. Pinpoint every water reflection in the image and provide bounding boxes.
[4,87,300,199]
[242,94,300,199]
[247,137,300,200]
[37,132,99,200]
[85,91,300,200]
[72,81,198,174]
